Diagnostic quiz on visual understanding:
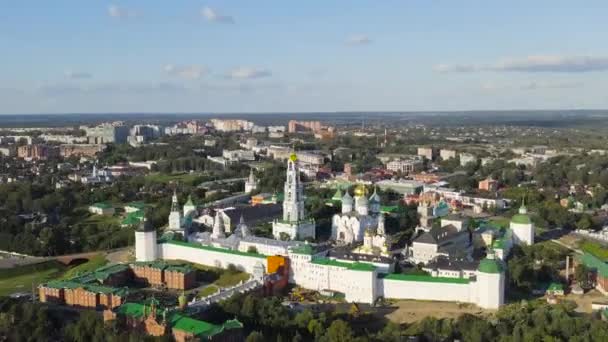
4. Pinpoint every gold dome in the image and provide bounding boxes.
[354,184,367,197]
